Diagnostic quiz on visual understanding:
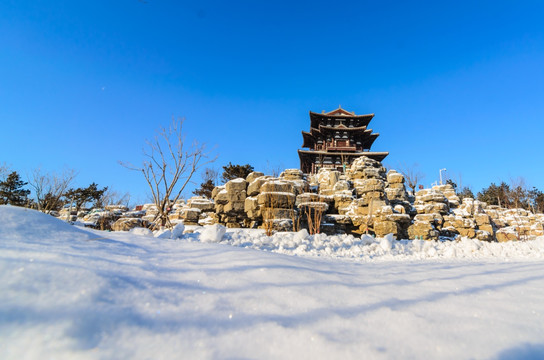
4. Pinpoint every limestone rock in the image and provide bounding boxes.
[408,221,439,240]
[280,169,304,181]
[246,171,265,183]
[112,218,151,231]
[225,178,247,193]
